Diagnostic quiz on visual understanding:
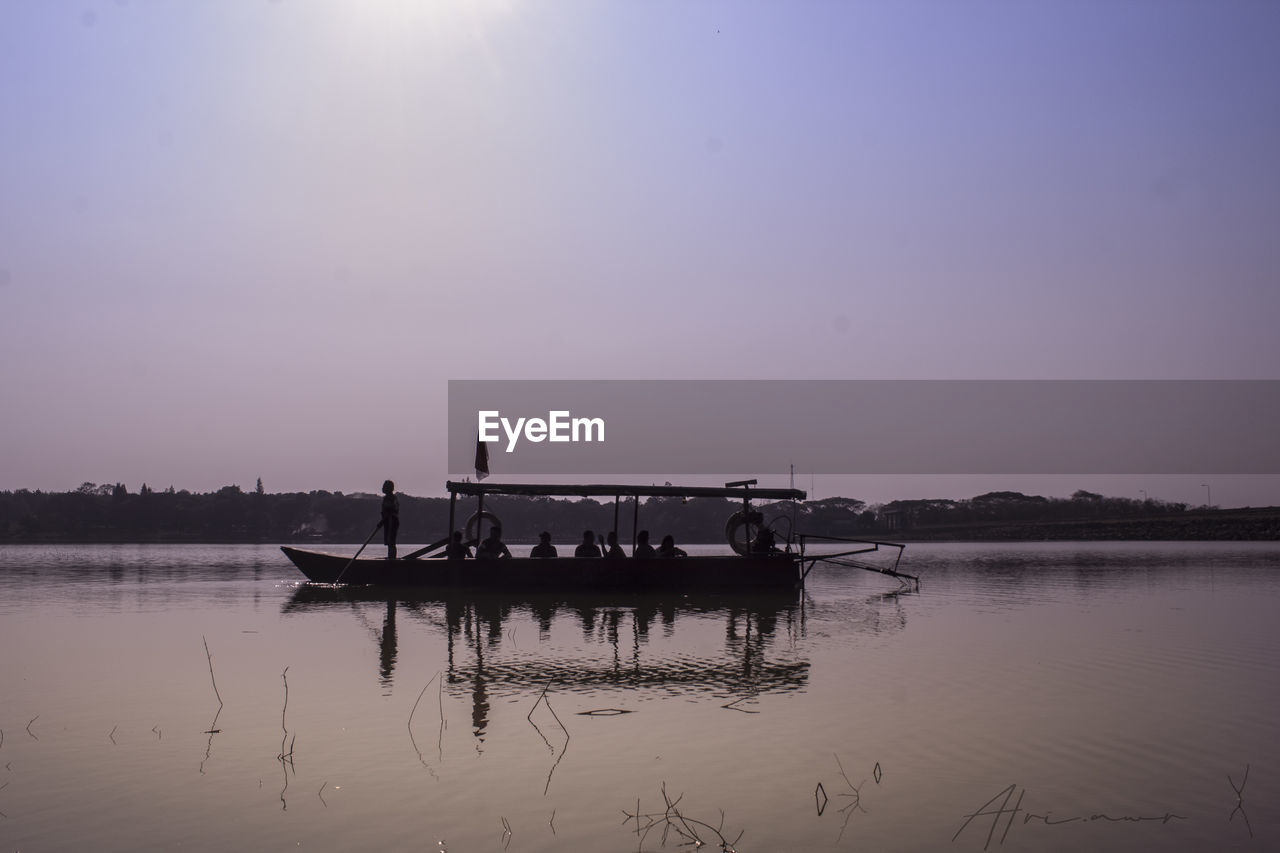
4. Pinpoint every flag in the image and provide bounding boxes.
[475,436,490,481]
